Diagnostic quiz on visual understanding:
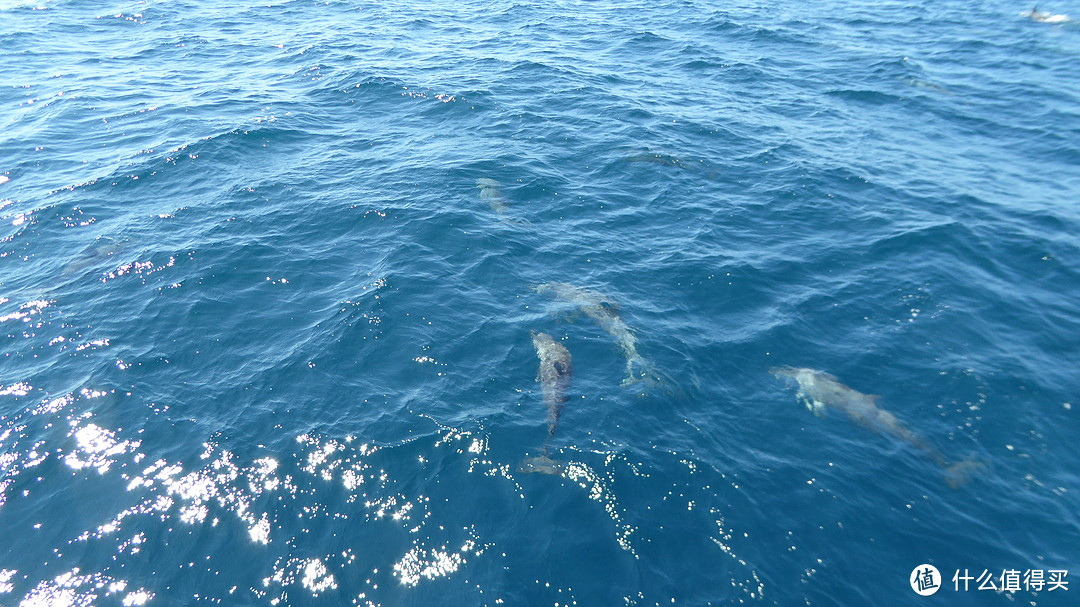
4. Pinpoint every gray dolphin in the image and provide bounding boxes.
[621,152,722,180]
[519,331,572,475]
[623,152,686,169]
[62,238,126,276]
[534,282,654,387]
[476,177,531,226]
[770,366,982,488]
[476,178,505,213]
[1023,6,1071,21]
